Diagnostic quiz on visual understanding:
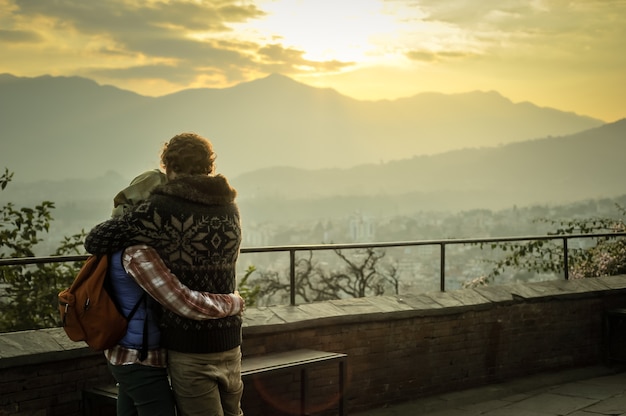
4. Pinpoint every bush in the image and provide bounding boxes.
[0,168,85,332]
